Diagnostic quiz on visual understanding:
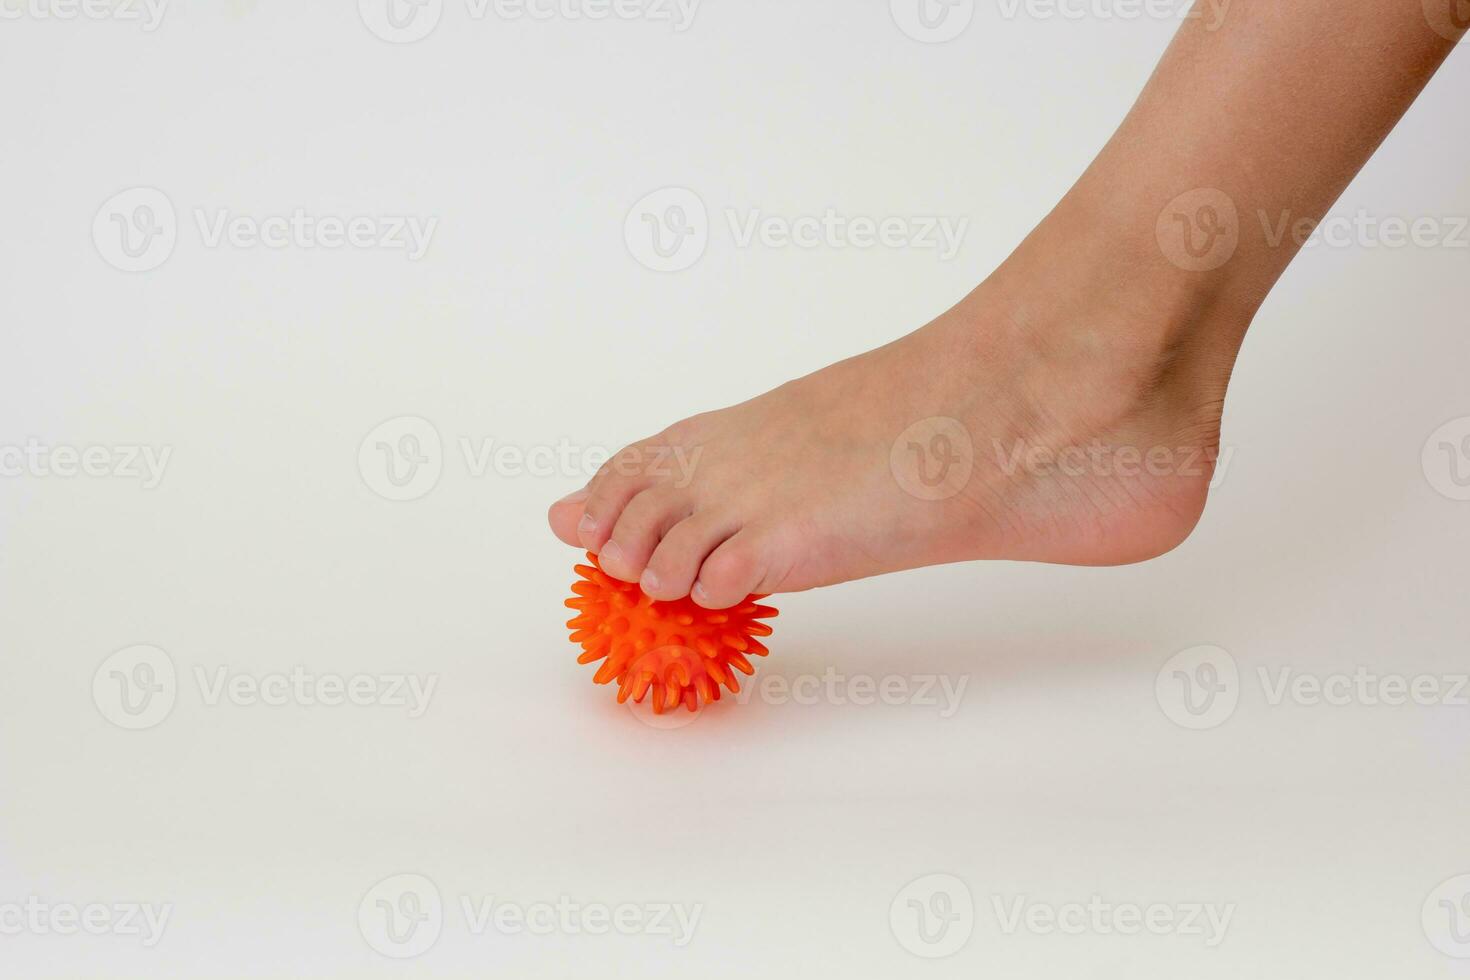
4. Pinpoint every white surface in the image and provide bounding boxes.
[3,2,1470,976]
